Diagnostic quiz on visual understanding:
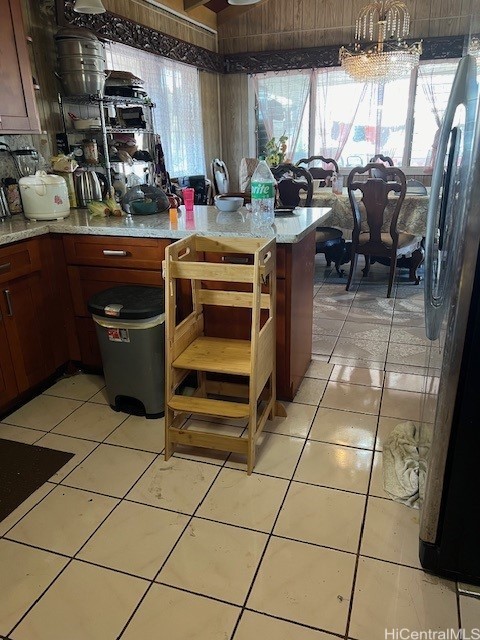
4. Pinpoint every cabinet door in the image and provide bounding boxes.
[0,0,40,133]
[2,272,54,393]
[0,317,18,407]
